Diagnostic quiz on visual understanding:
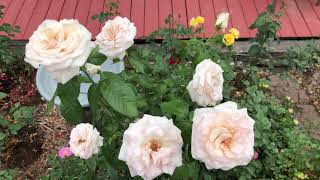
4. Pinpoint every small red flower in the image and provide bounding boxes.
[55,131,62,140]
[169,57,176,65]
